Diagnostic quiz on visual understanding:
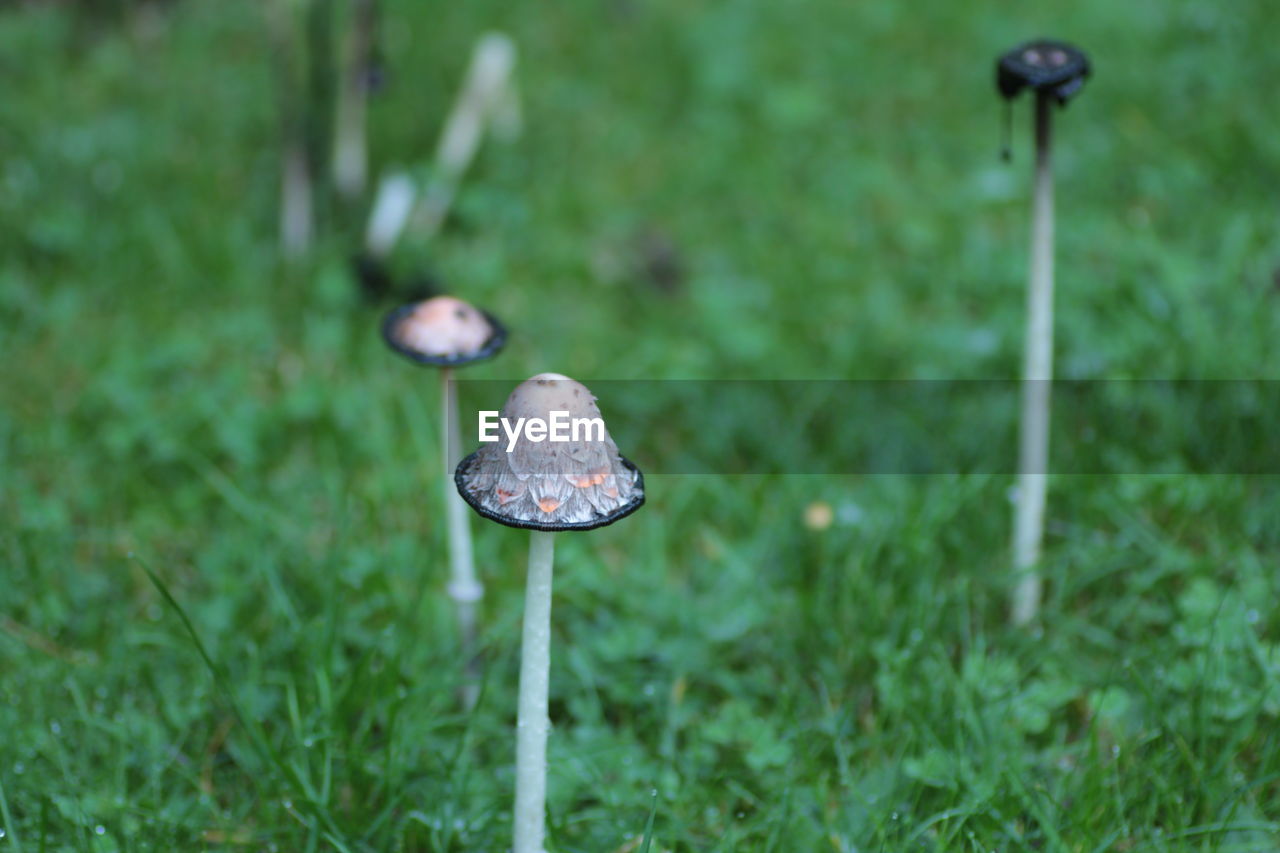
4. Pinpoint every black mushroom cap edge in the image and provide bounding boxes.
[996,39,1091,105]
[454,451,646,532]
